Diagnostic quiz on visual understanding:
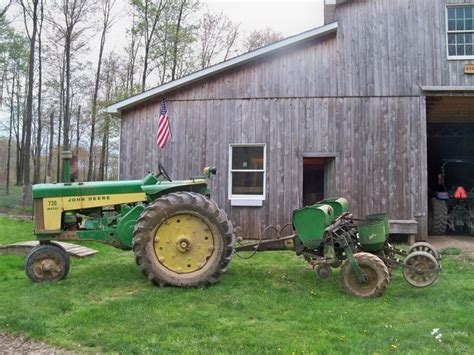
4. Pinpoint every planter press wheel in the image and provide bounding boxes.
[407,242,440,261]
[25,243,70,283]
[315,264,332,279]
[402,251,439,288]
[339,252,390,298]
[133,192,234,287]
